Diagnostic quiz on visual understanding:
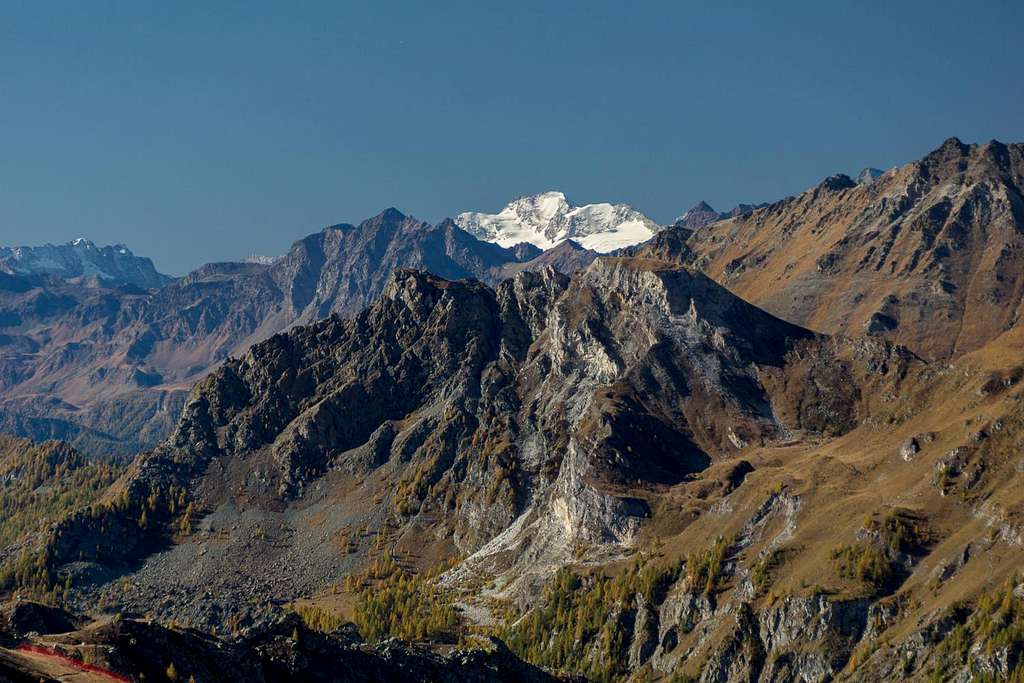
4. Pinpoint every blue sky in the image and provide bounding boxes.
[1,0,1022,274]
